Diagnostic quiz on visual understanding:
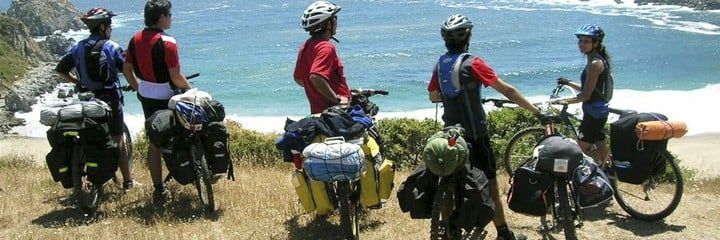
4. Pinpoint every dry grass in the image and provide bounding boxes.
[1,154,719,240]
